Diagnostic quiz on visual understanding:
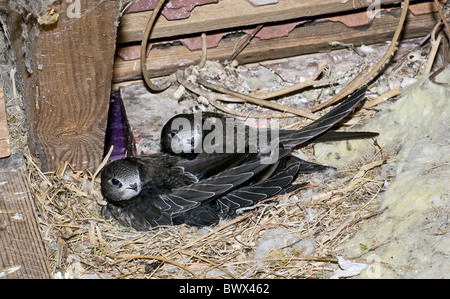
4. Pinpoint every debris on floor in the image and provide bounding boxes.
[319,69,450,278]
